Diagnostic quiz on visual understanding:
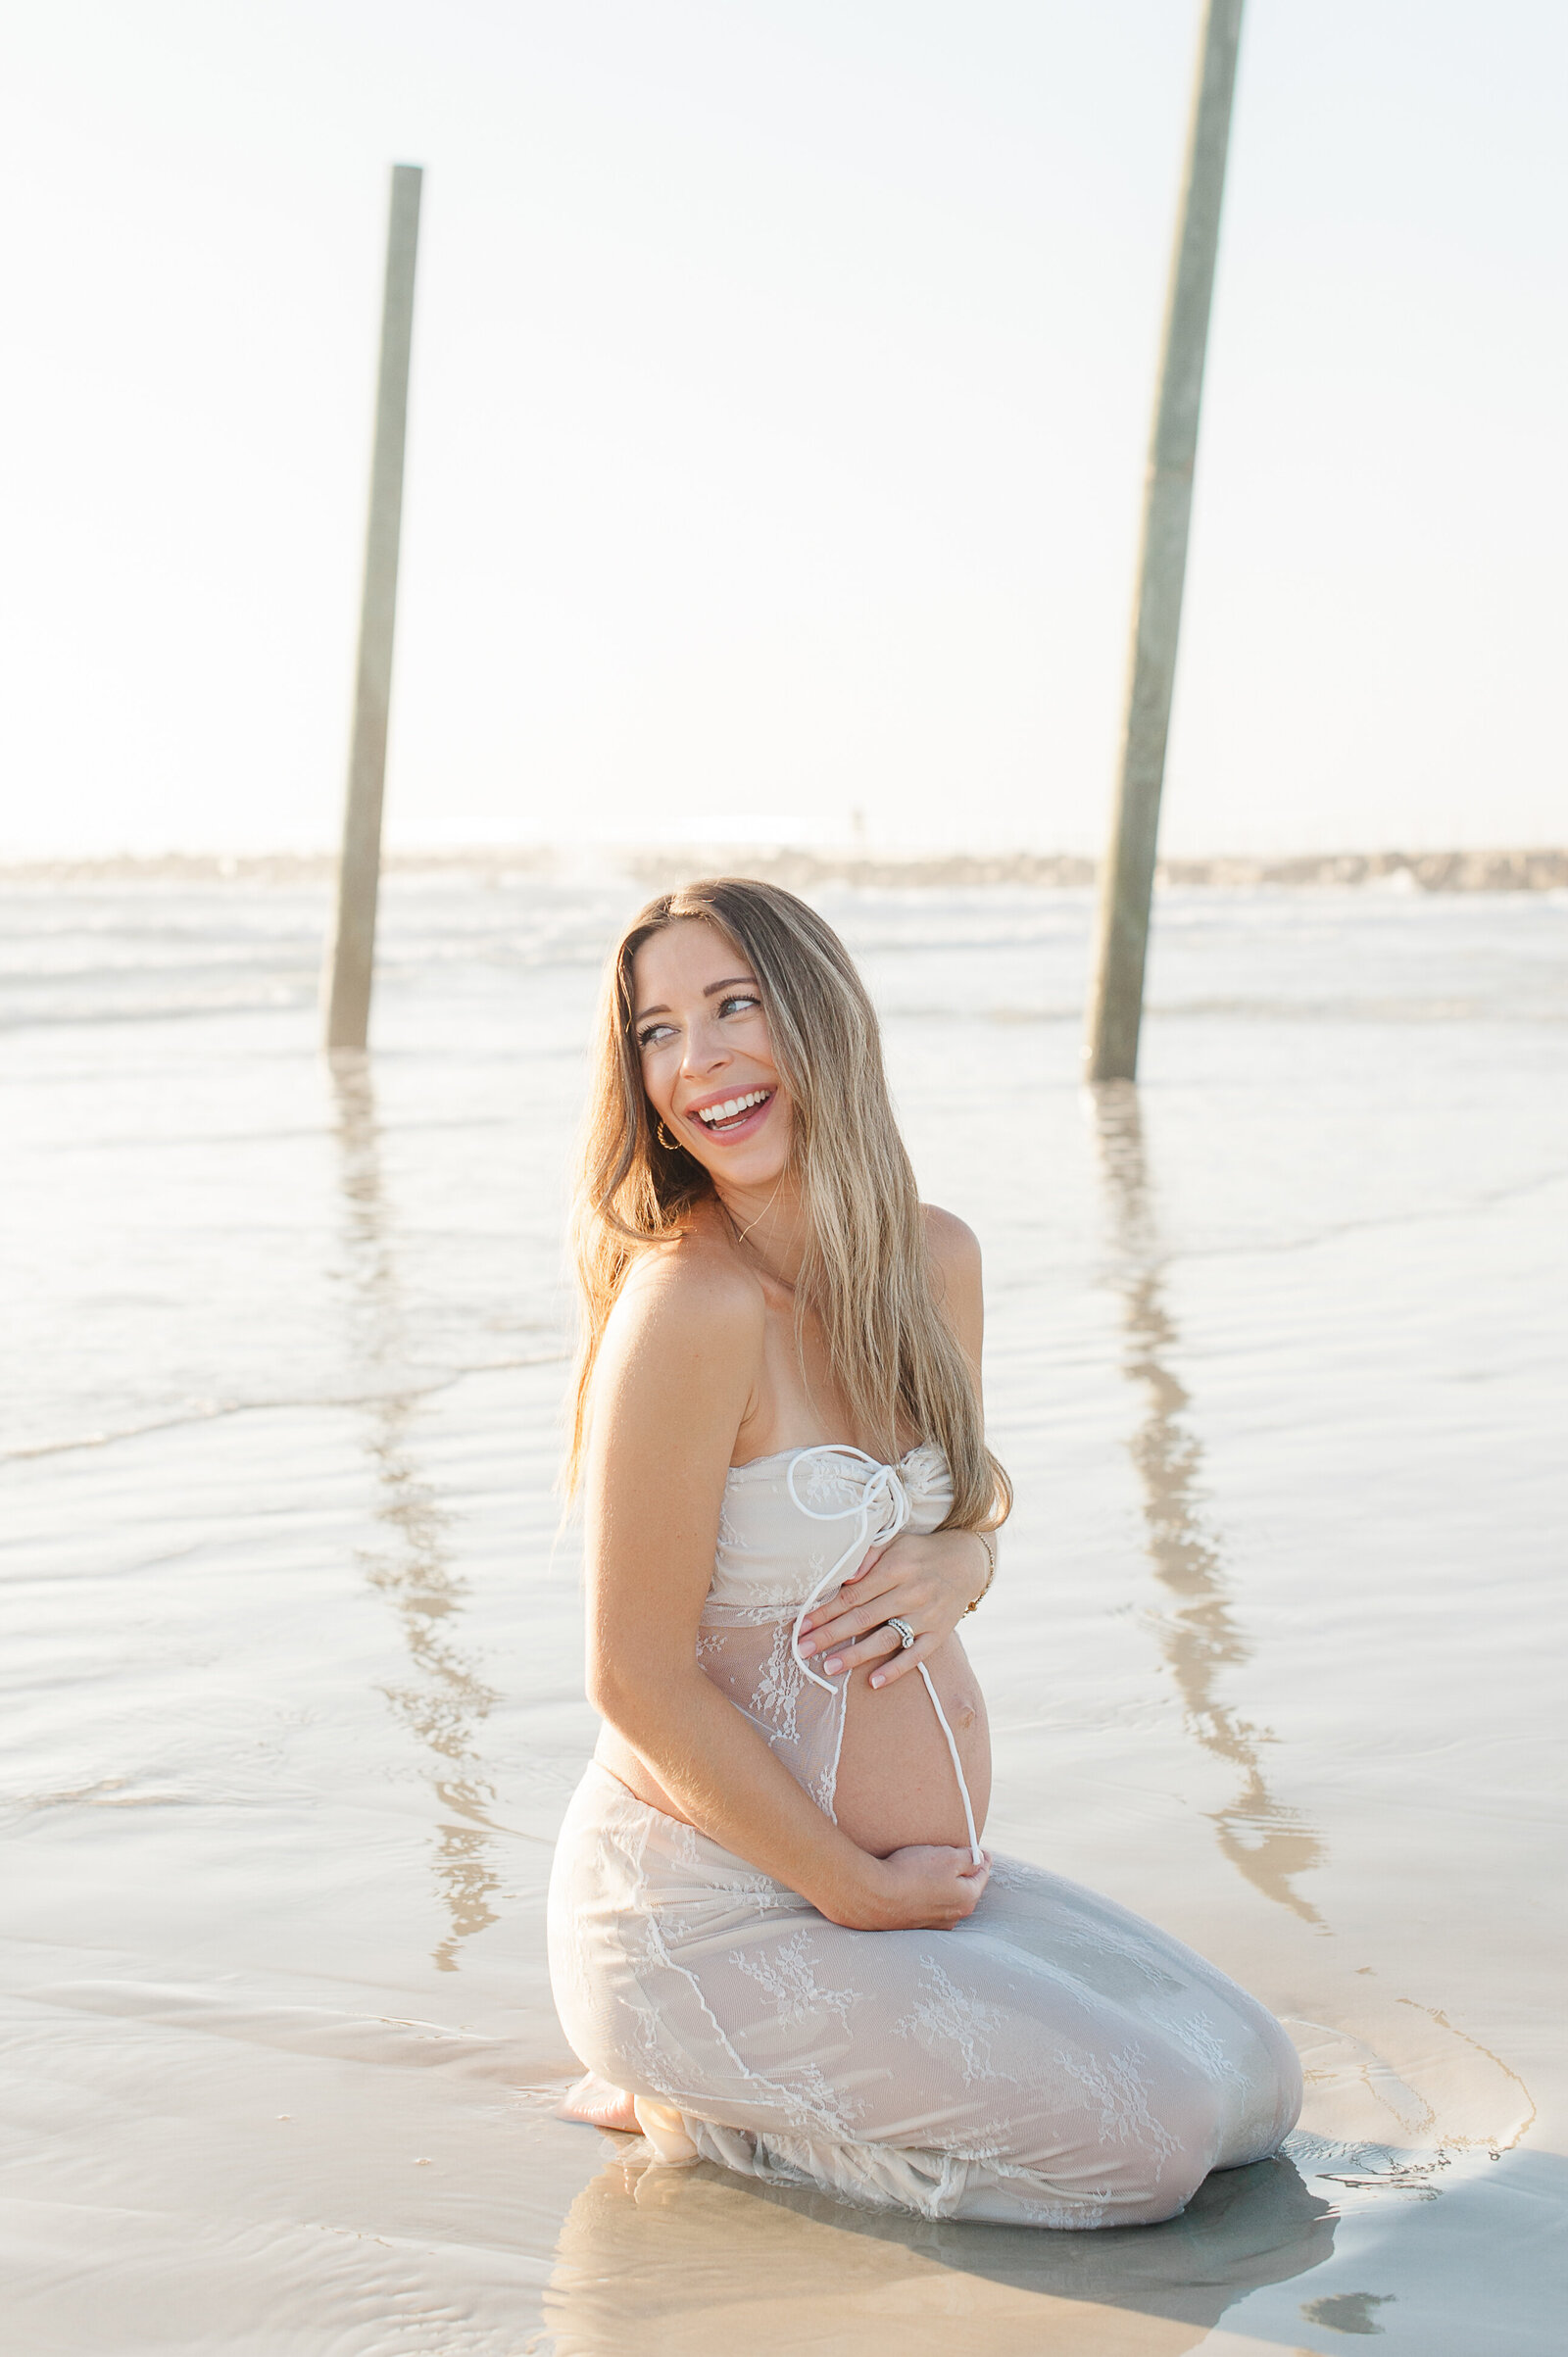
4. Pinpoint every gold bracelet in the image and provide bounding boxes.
[962,1530,996,1615]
